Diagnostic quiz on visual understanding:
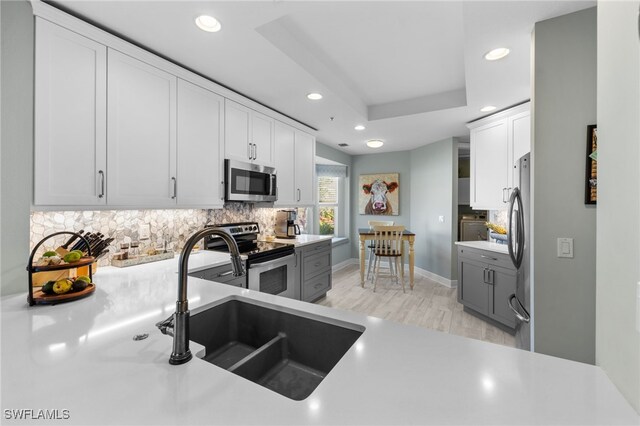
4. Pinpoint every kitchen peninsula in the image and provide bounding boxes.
[1,252,637,425]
